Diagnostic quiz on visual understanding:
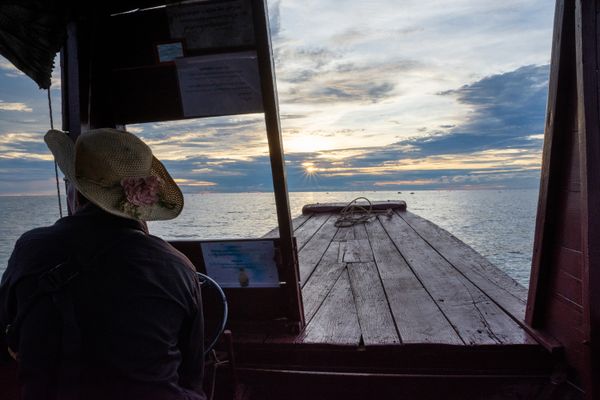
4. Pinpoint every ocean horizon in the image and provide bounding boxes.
[0,189,538,286]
